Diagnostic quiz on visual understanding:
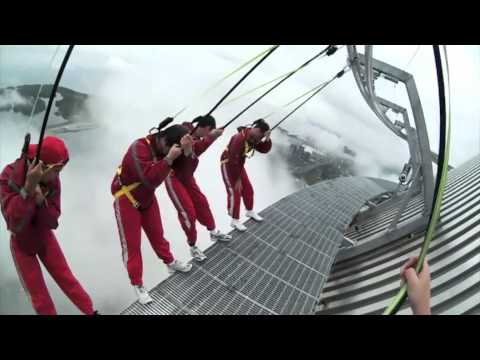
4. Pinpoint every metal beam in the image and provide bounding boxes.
[347,46,435,242]
[336,215,427,262]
